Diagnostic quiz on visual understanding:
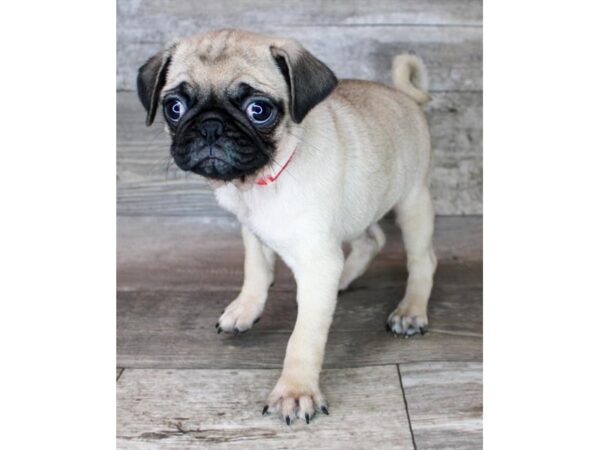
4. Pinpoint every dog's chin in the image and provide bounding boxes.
[187,157,260,182]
